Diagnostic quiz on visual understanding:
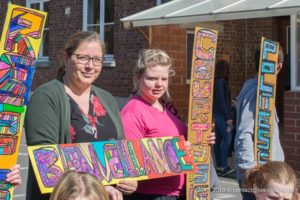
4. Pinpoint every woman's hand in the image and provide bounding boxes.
[6,164,22,188]
[207,124,216,145]
[116,180,138,195]
[105,186,123,200]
